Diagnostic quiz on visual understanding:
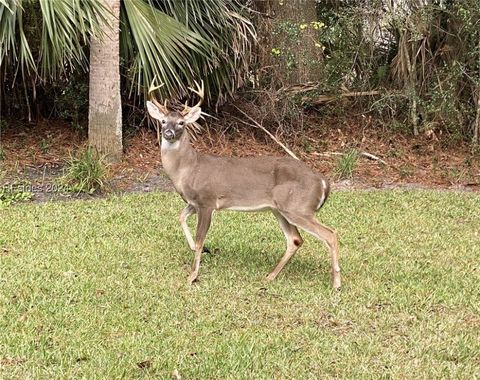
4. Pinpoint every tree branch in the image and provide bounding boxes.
[231,106,299,160]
